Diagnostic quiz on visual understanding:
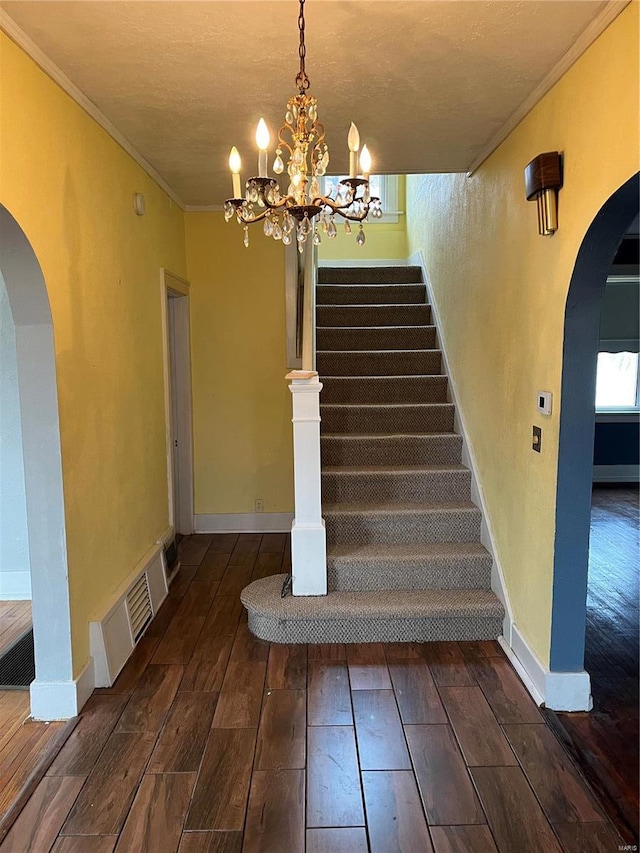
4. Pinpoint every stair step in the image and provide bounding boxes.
[321,433,463,466]
[327,542,492,591]
[317,349,442,377]
[321,375,449,405]
[317,304,431,328]
[241,574,504,643]
[324,501,482,545]
[322,465,471,503]
[318,265,423,285]
[317,284,426,305]
[317,326,436,351]
[321,403,455,435]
